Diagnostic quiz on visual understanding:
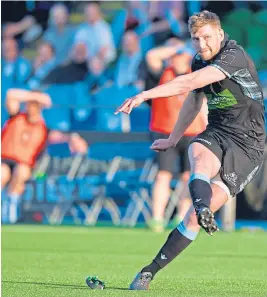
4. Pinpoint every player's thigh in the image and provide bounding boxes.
[177,136,194,179]
[1,163,11,187]
[188,142,222,179]
[12,163,32,183]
